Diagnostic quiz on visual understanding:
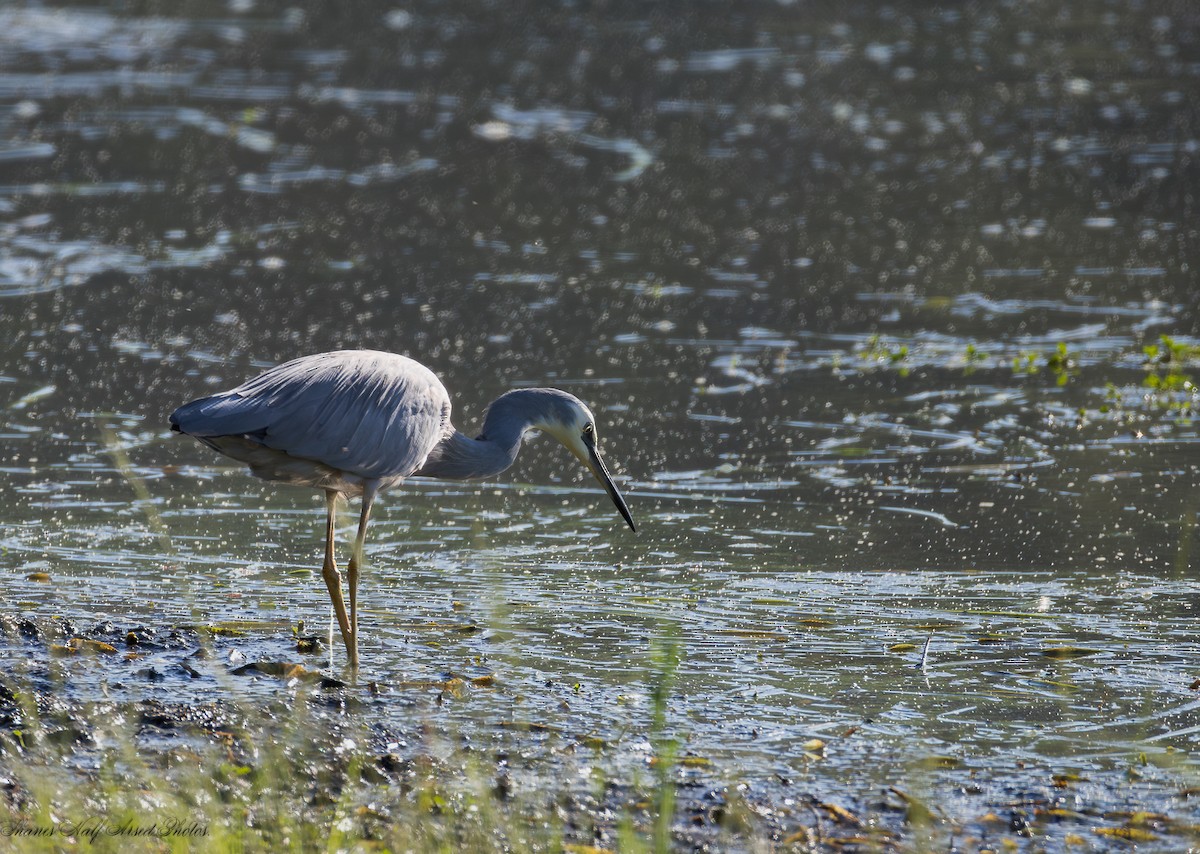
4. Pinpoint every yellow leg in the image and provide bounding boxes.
[320,489,356,668]
[346,481,379,667]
